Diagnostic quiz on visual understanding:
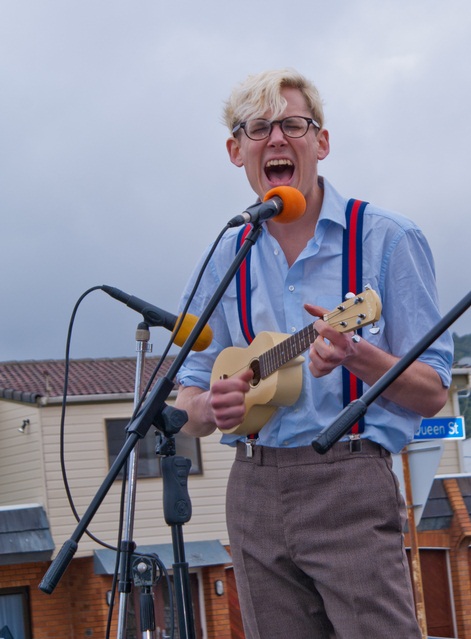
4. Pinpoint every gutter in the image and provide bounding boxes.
[38,389,178,406]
